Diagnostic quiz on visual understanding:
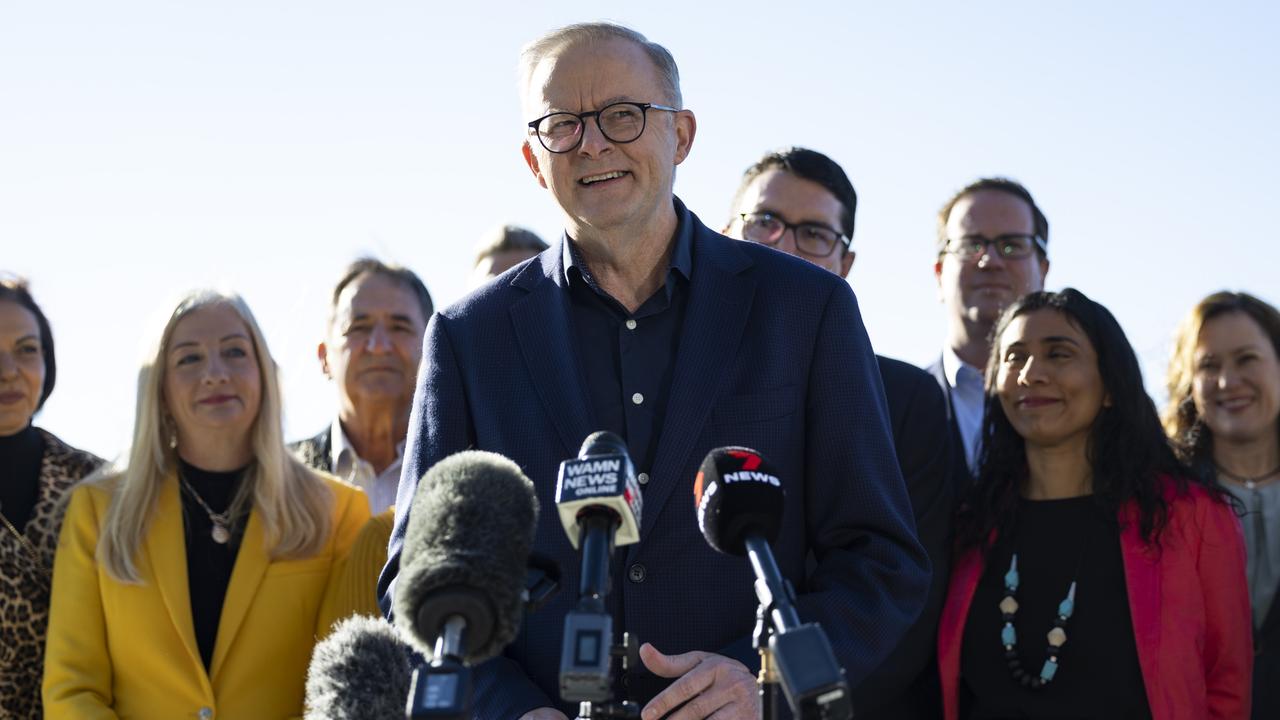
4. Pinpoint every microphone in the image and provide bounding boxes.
[695,447,853,720]
[555,431,643,704]
[394,450,541,718]
[305,615,414,720]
